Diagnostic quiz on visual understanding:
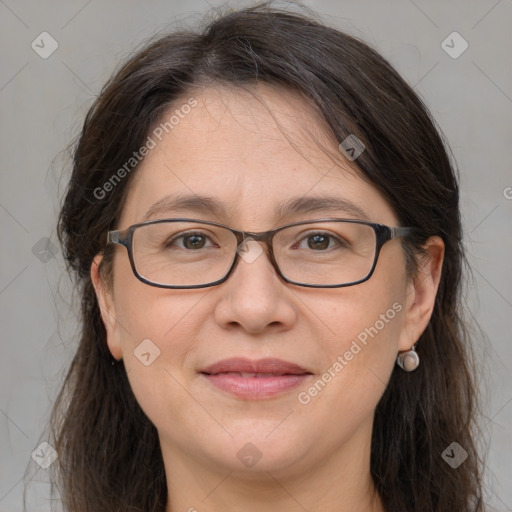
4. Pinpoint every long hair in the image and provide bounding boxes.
[47,2,484,510]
